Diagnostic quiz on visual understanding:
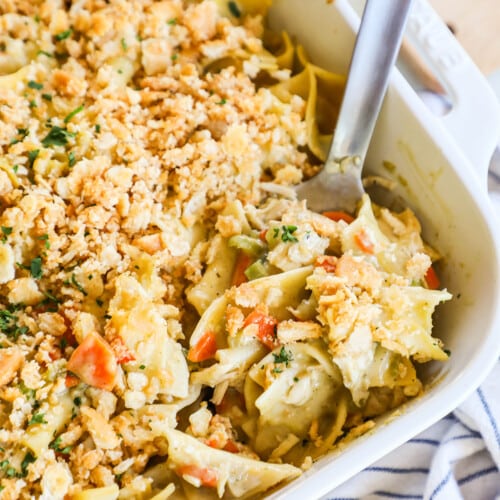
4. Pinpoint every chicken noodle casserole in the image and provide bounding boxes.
[0,0,451,498]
